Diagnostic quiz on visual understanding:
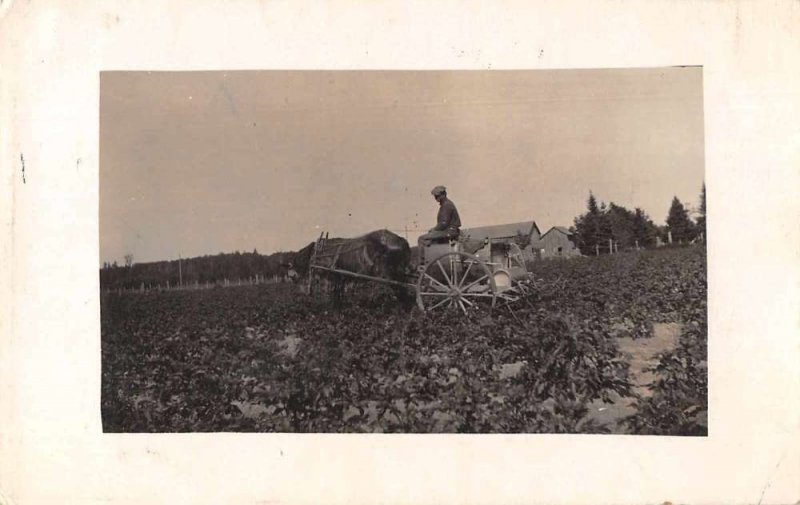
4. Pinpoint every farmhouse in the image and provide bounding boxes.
[538,226,581,259]
[461,221,543,261]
